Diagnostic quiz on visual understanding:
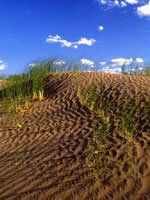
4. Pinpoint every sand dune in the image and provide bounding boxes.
[0,72,150,200]
[0,80,8,90]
